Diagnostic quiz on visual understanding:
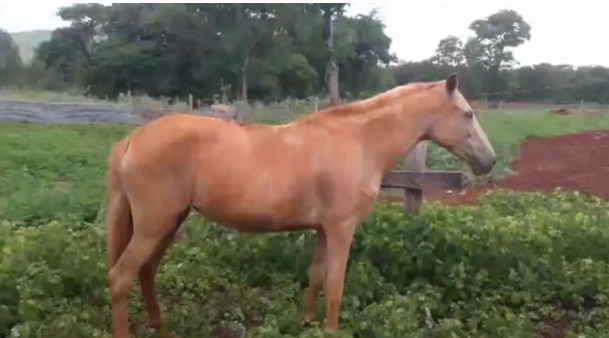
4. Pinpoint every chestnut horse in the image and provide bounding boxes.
[105,73,495,338]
